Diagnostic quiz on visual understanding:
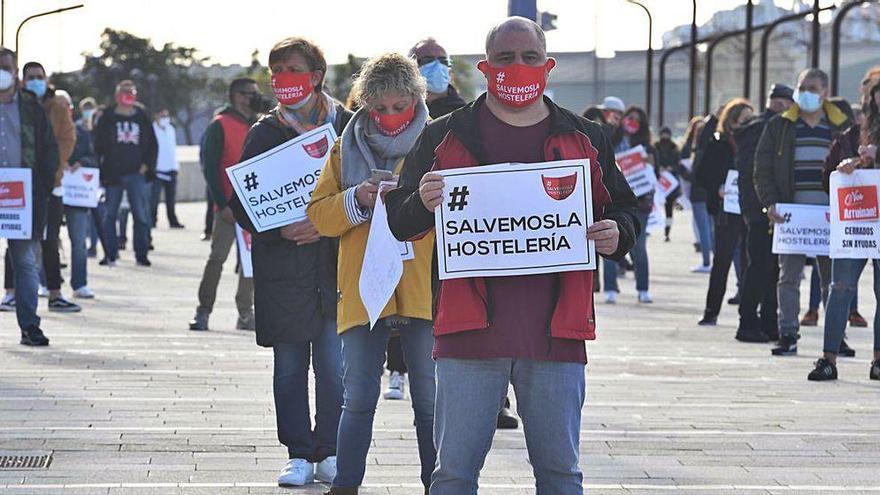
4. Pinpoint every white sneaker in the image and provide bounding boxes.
[0,293,14,312]
[605,290,618,304]
[277,458,314,487]
[384,371,406,400]
[73,286,95,299]
[691,264,712,273]
[638,291,653,303]
[315,456,337,484]
[37,285,49,298]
